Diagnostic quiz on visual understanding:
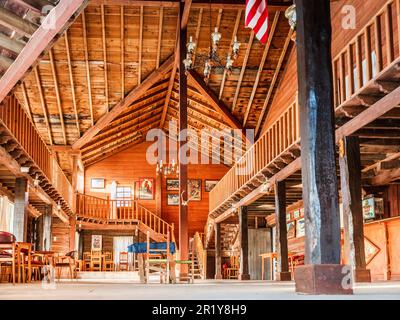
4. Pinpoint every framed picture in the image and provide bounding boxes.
[188,179,201,201]
[167,194,179,206]
[91,178,105,189]
[166,179,179,191]
[293,210,300,219]
[287,221,296,239]
[138,178,154,200]
[205,180,219,192]
[286,213,292,221]
[296,218,305,238]
[91,235,102,251]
